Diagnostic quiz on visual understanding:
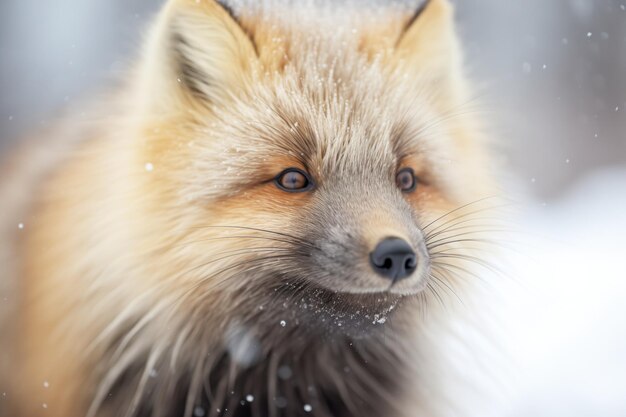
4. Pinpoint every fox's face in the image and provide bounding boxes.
[134,0,494,338]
